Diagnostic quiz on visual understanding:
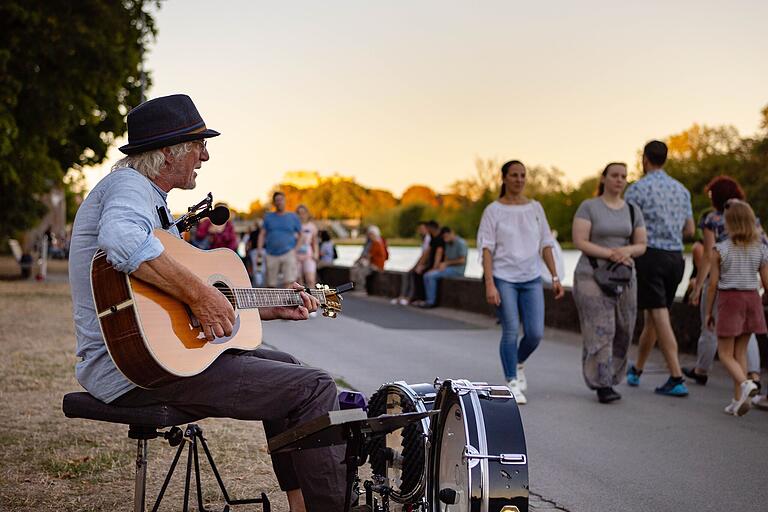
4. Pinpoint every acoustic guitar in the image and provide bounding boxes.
[91,229,350,389]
